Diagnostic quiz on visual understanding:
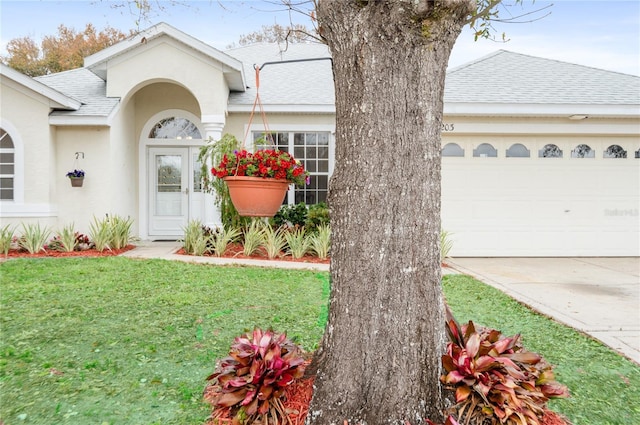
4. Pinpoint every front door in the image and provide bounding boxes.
[148,147,203,237]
